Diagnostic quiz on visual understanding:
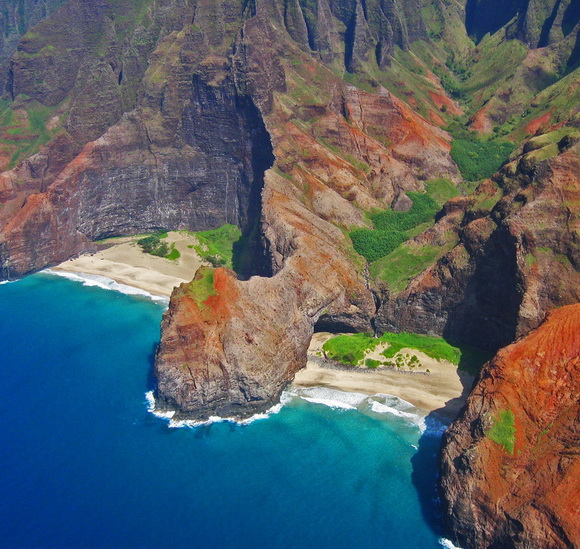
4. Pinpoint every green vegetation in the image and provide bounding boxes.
[322,331,491,373]
[424,178,460,206]
[165,245,181,261]
[0,100,61,169]
[322,333,380,365]
[378,332,462,364]
[136,231,181,260]
[349,230,406,263]
[190,224,241,269]
[451,137,515,181]
[485,409,516,454]
[371,193,440,231]
[137,232,170,257]
[370,243,449,292]
[188,267,217,309]
[350,192,441,262]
